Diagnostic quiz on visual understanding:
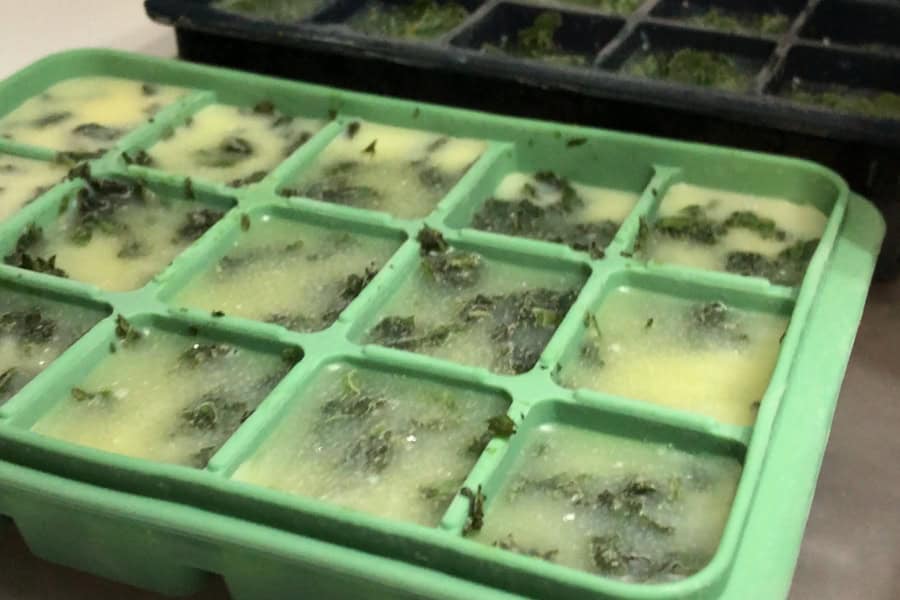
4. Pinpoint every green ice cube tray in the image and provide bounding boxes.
[0,49,884,599]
